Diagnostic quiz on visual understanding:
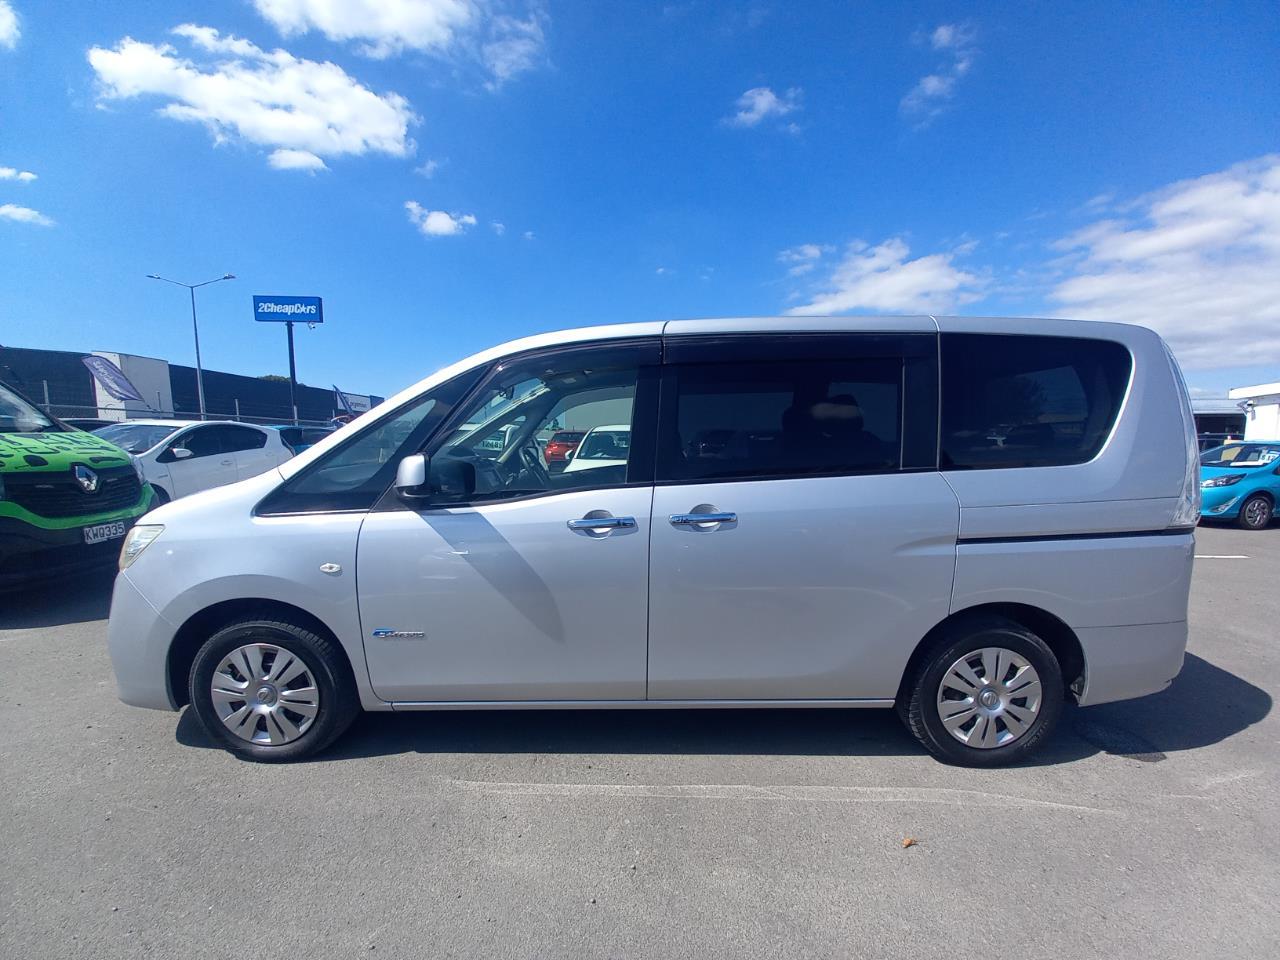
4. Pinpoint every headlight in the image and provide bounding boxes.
[119,524,164,570]
[129,454,145,483]
[1201,473,1246,488]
